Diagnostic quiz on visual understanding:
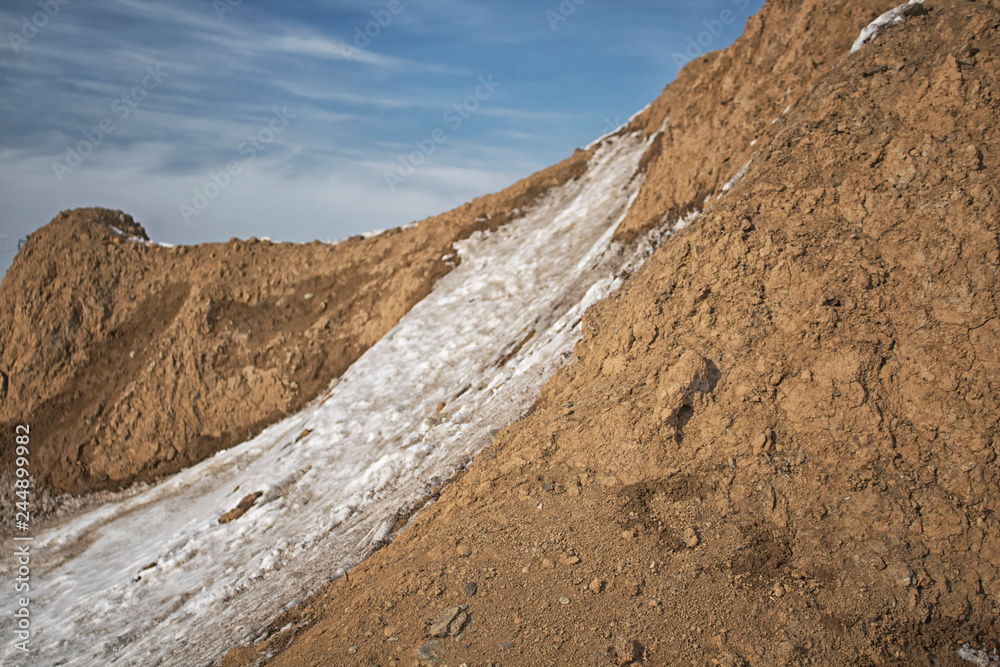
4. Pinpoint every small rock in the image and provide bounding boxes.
[561,555,581,566]
[614,636,642,665]
[621,530,634,540]
[772,582,785,598]
[498,642,516,650]
[383,626,397,637]
[589,578,604,593]
[457,545,472,558]
[463,581,478,596]
[303,292,315,300]
[559,596,571,605]
[429,607,461,637]
[348,645,359,654]
[888,562,915,587]
[541,559,554,569]
[449,609,469,636]
[416,640,441,661]
[683,527,700,548]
